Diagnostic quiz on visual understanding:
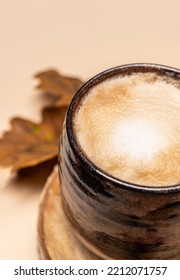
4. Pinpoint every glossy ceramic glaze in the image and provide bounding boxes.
[59,64,180,259]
